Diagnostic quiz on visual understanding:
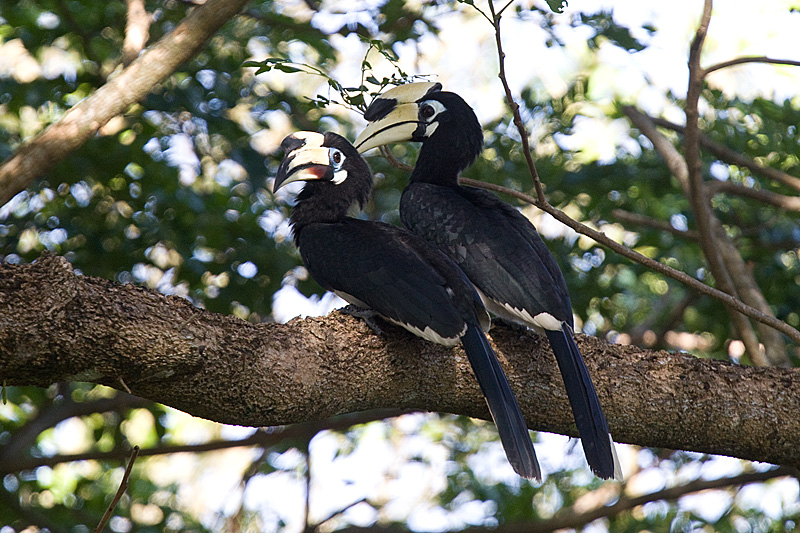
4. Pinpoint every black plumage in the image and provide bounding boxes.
[274,130,540,480]
[355,84,622,480]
